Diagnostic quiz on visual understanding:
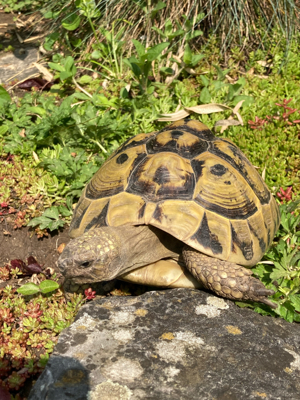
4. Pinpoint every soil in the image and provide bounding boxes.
[0,223,70,272]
